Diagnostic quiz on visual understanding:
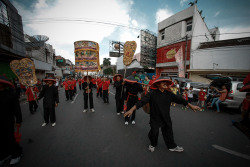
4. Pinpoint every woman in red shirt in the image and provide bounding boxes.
[208,85,228,113]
